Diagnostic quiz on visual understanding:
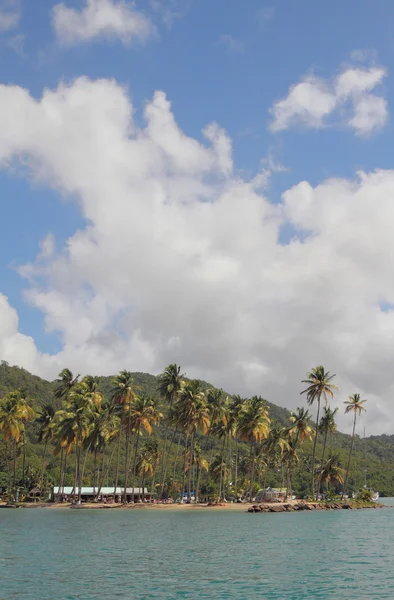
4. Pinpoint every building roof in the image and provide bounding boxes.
[52,487,148,495]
